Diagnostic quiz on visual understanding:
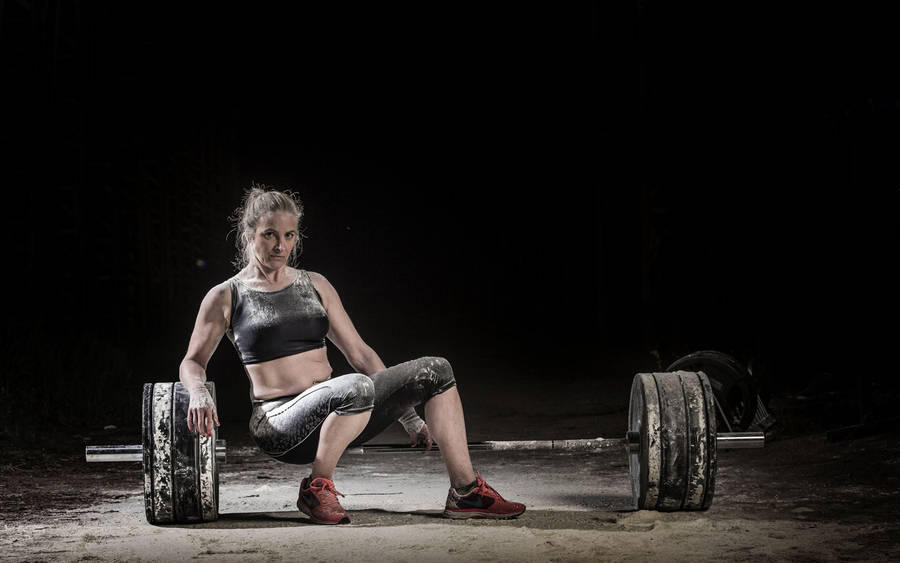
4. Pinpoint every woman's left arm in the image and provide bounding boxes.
[308,271,385,375]
[310,271,432,448]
